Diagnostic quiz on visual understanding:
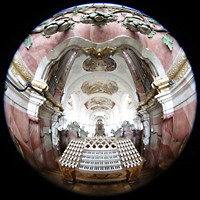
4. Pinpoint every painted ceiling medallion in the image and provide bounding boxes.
[84,97,115,110]
[81,80,118,95]
[83,58,117,72]
[82,46,117,60]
